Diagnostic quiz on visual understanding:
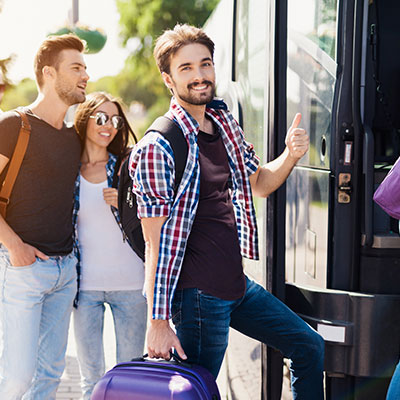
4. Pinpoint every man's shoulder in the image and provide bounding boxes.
[129,130,176,175]
[0,109,22,132]
[0,109,20,120]
[137,125,176,151]
[130,135,170,166]
[0,110,26,157]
